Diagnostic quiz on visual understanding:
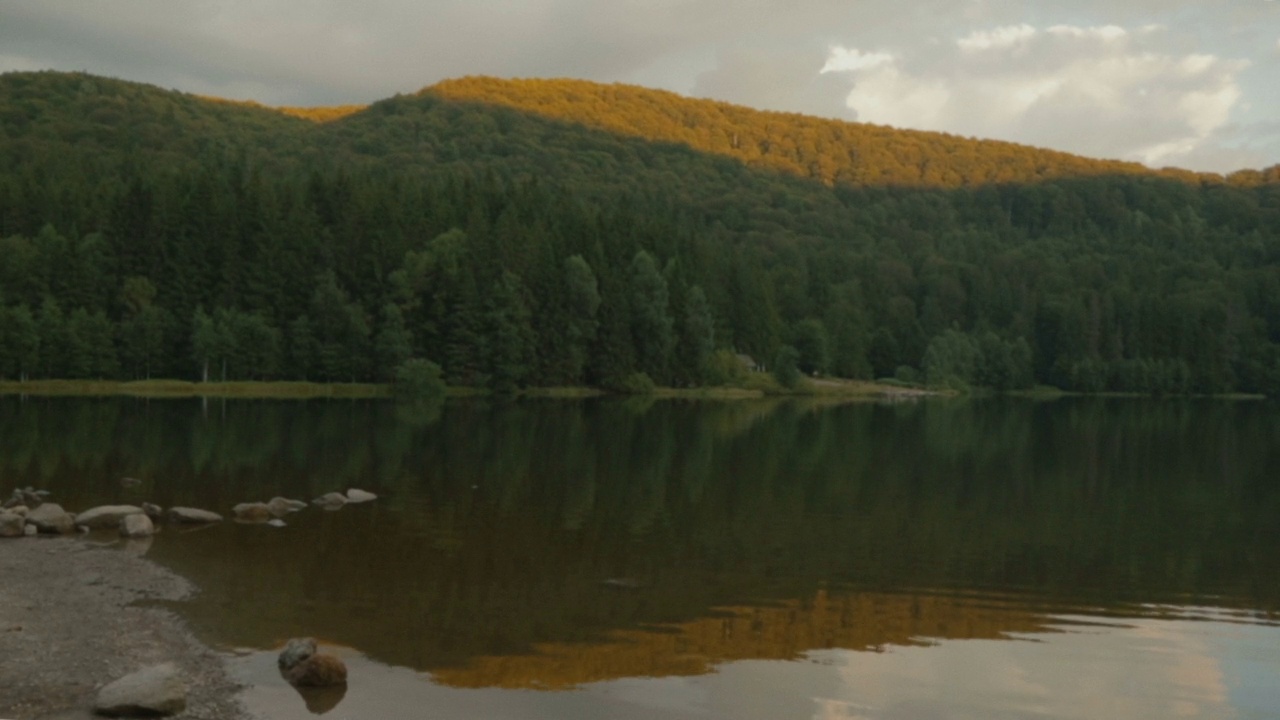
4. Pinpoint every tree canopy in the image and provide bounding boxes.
[1,70,1278,394]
